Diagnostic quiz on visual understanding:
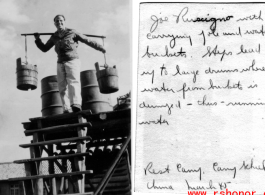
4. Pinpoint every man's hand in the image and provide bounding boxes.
[101,47,106,54]
[34,33,40,40]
